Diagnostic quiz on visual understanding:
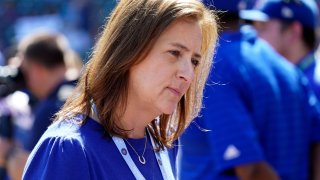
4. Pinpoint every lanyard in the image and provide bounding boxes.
[148,133,175,180]
[112,132,175,180]
[91,102,175,179]
[112,136,145,180]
